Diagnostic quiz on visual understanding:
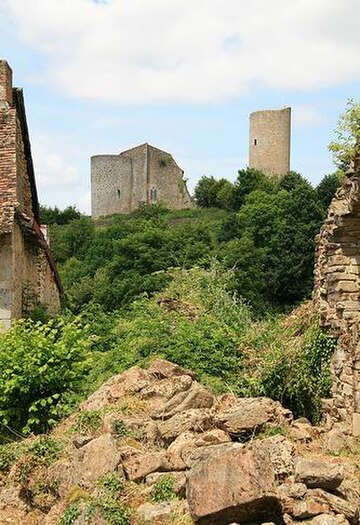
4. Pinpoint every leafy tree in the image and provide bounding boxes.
[229,168,276,211]
[278,171,313,192]
[328,98,360,170]
[194,176,233,209]
[40,205,82,225]
[316,171,344,210]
